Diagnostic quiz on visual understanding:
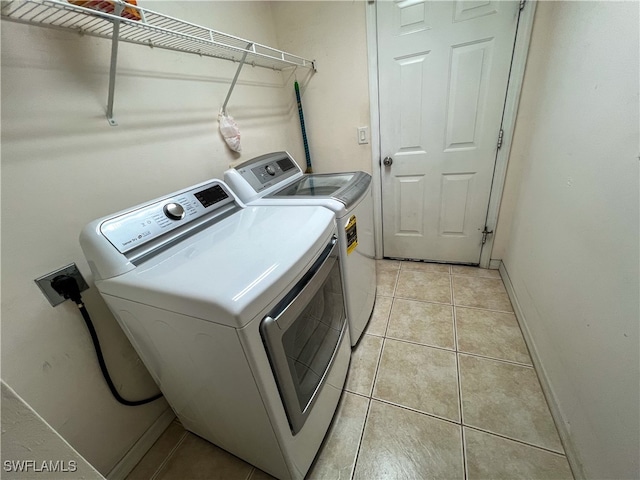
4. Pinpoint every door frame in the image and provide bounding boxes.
[366,0,538,268]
